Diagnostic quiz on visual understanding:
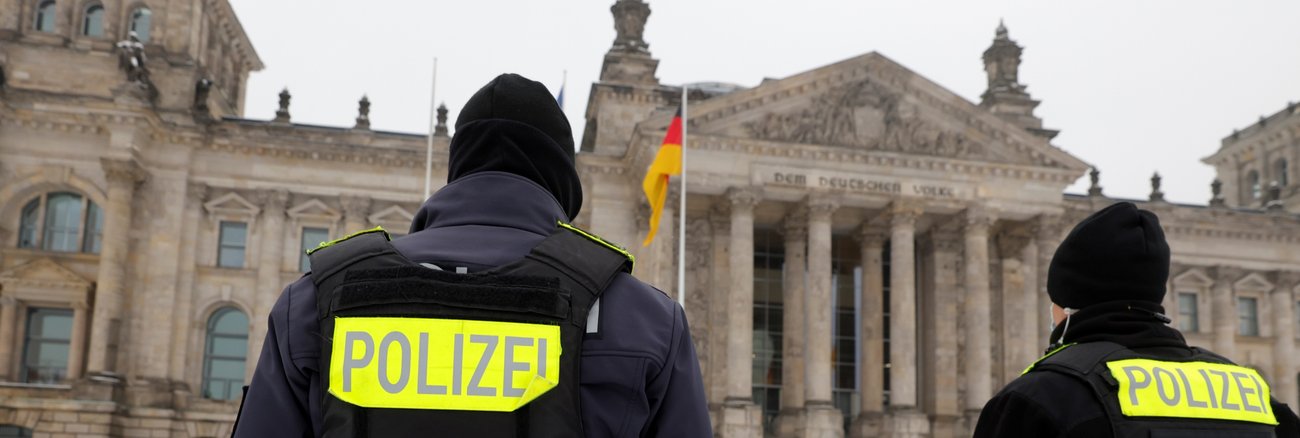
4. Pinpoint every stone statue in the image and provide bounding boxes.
[115,32,157,100]
[434,103,449,136]
[611,0,651,53]
[1087,167,1103,196]
[1209,179,1226,207]
[194,78,213,111]
[1149,172,1165,202]
[274,88,291,122]
[354,95,371,129]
